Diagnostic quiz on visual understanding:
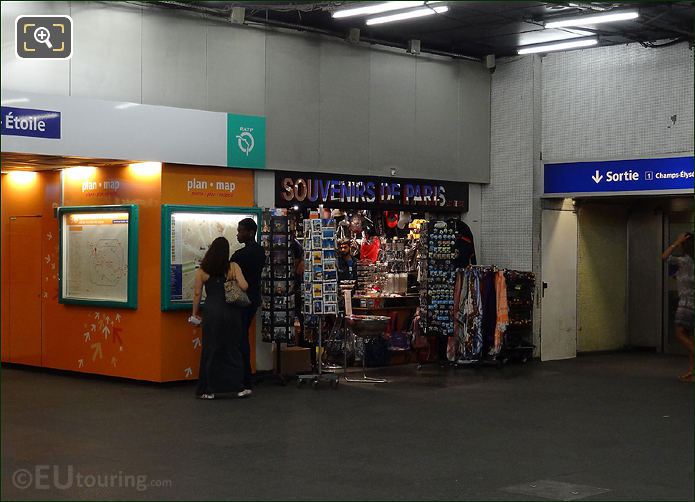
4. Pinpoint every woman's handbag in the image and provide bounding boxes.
[224,279,251,307]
